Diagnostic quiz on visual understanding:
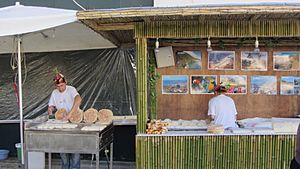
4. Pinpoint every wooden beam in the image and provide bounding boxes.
[80,20,121,47]
[94,23,134,31]
[98,31,121,47]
